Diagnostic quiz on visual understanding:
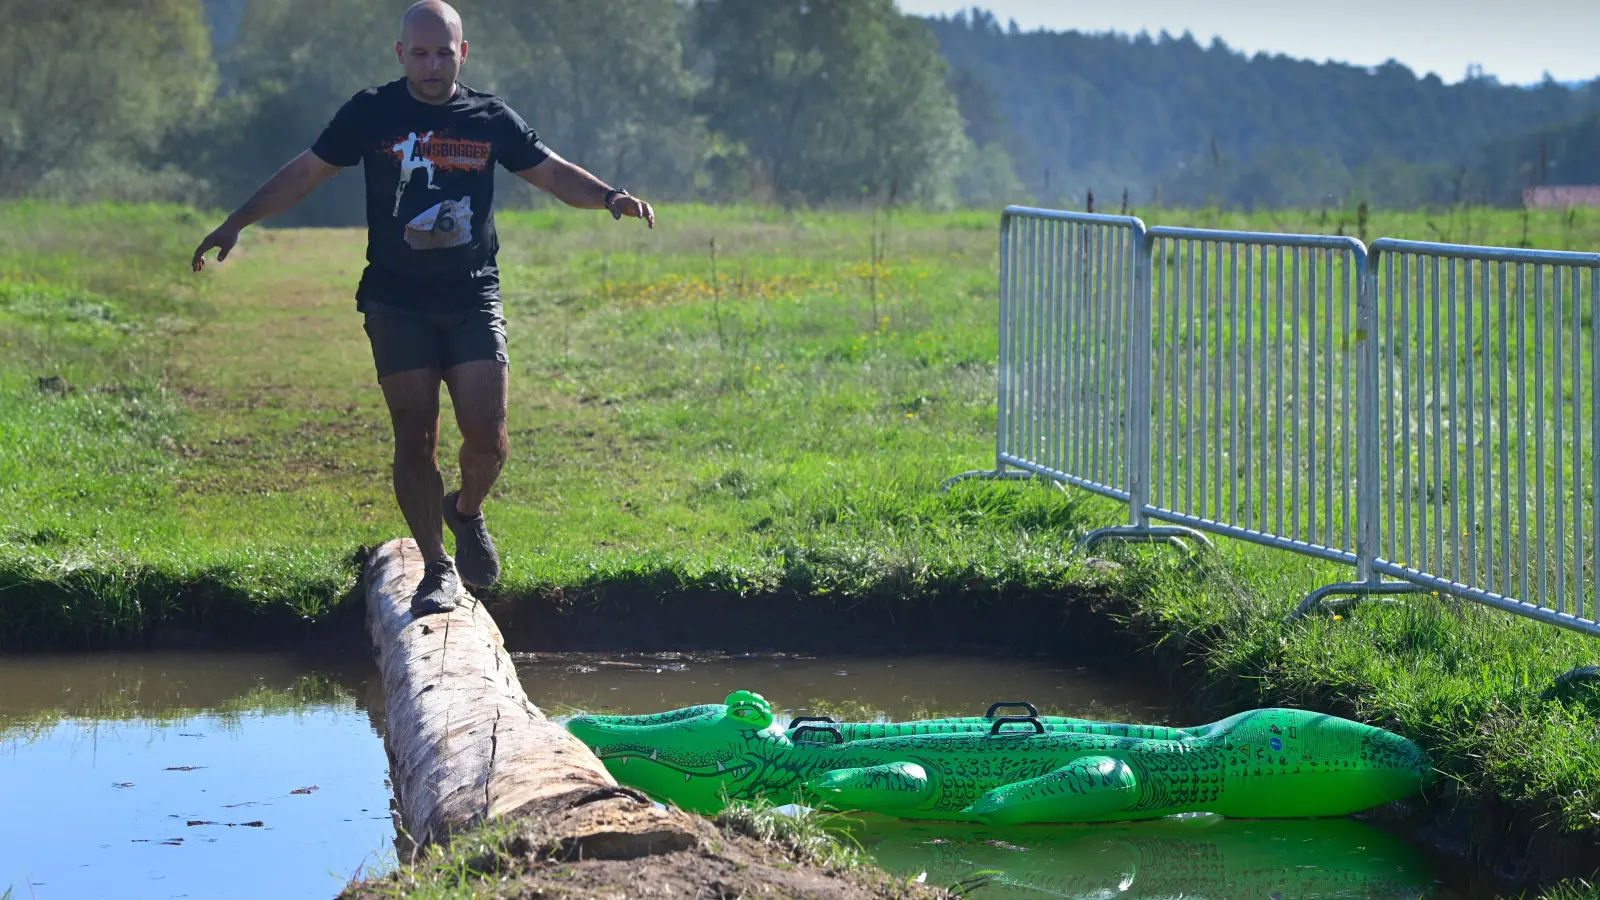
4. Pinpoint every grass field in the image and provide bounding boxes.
[4,200,1600,893]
